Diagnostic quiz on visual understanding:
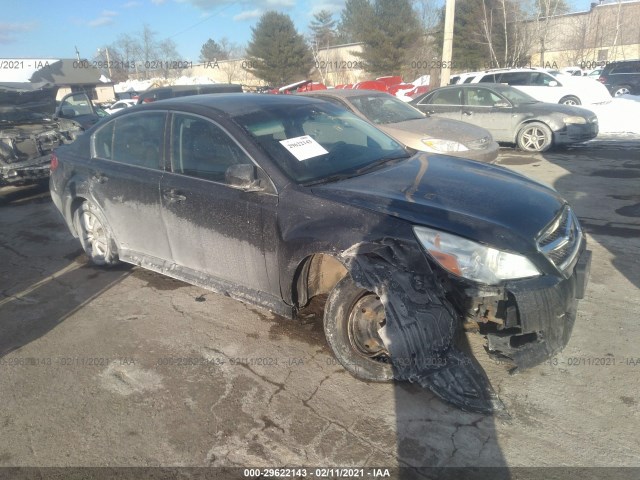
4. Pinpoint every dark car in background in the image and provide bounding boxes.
[411,84,599,152]
[50,93,591,413]
[136,83,243,104]
[597,60,640,96]
[1,82,100,186]
[299,89,499,163]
